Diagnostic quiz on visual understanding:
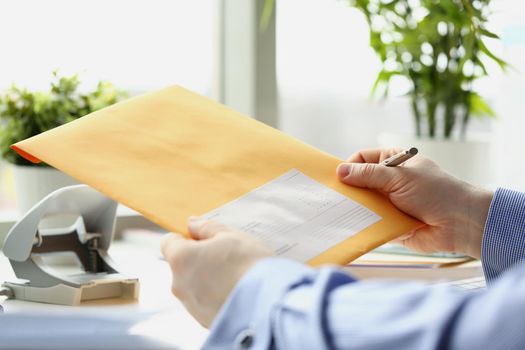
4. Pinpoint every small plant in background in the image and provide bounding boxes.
[349,0,507,139]
[0,72,126,166]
